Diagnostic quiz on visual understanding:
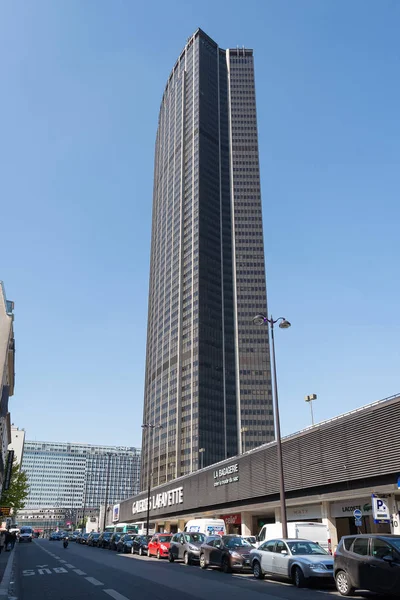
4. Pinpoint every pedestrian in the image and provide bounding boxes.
[0,531,5,554]
[10,532,16,549]
[5,531,11,552]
